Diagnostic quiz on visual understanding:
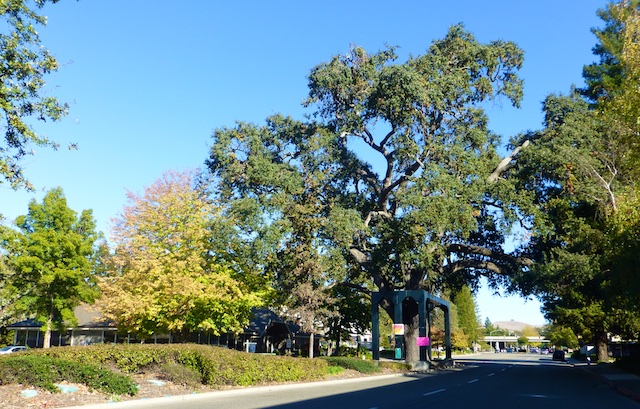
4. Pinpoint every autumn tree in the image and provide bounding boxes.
[0,187,100,348]
[208,26,532,363]
[0,0,70,190]
[98,170,263,340]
